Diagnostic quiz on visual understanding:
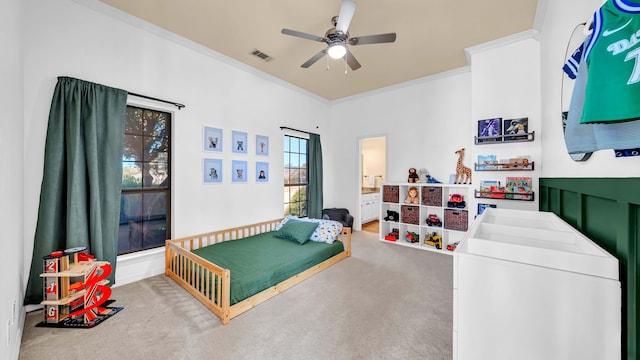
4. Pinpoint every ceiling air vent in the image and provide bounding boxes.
[251,49,273,62]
